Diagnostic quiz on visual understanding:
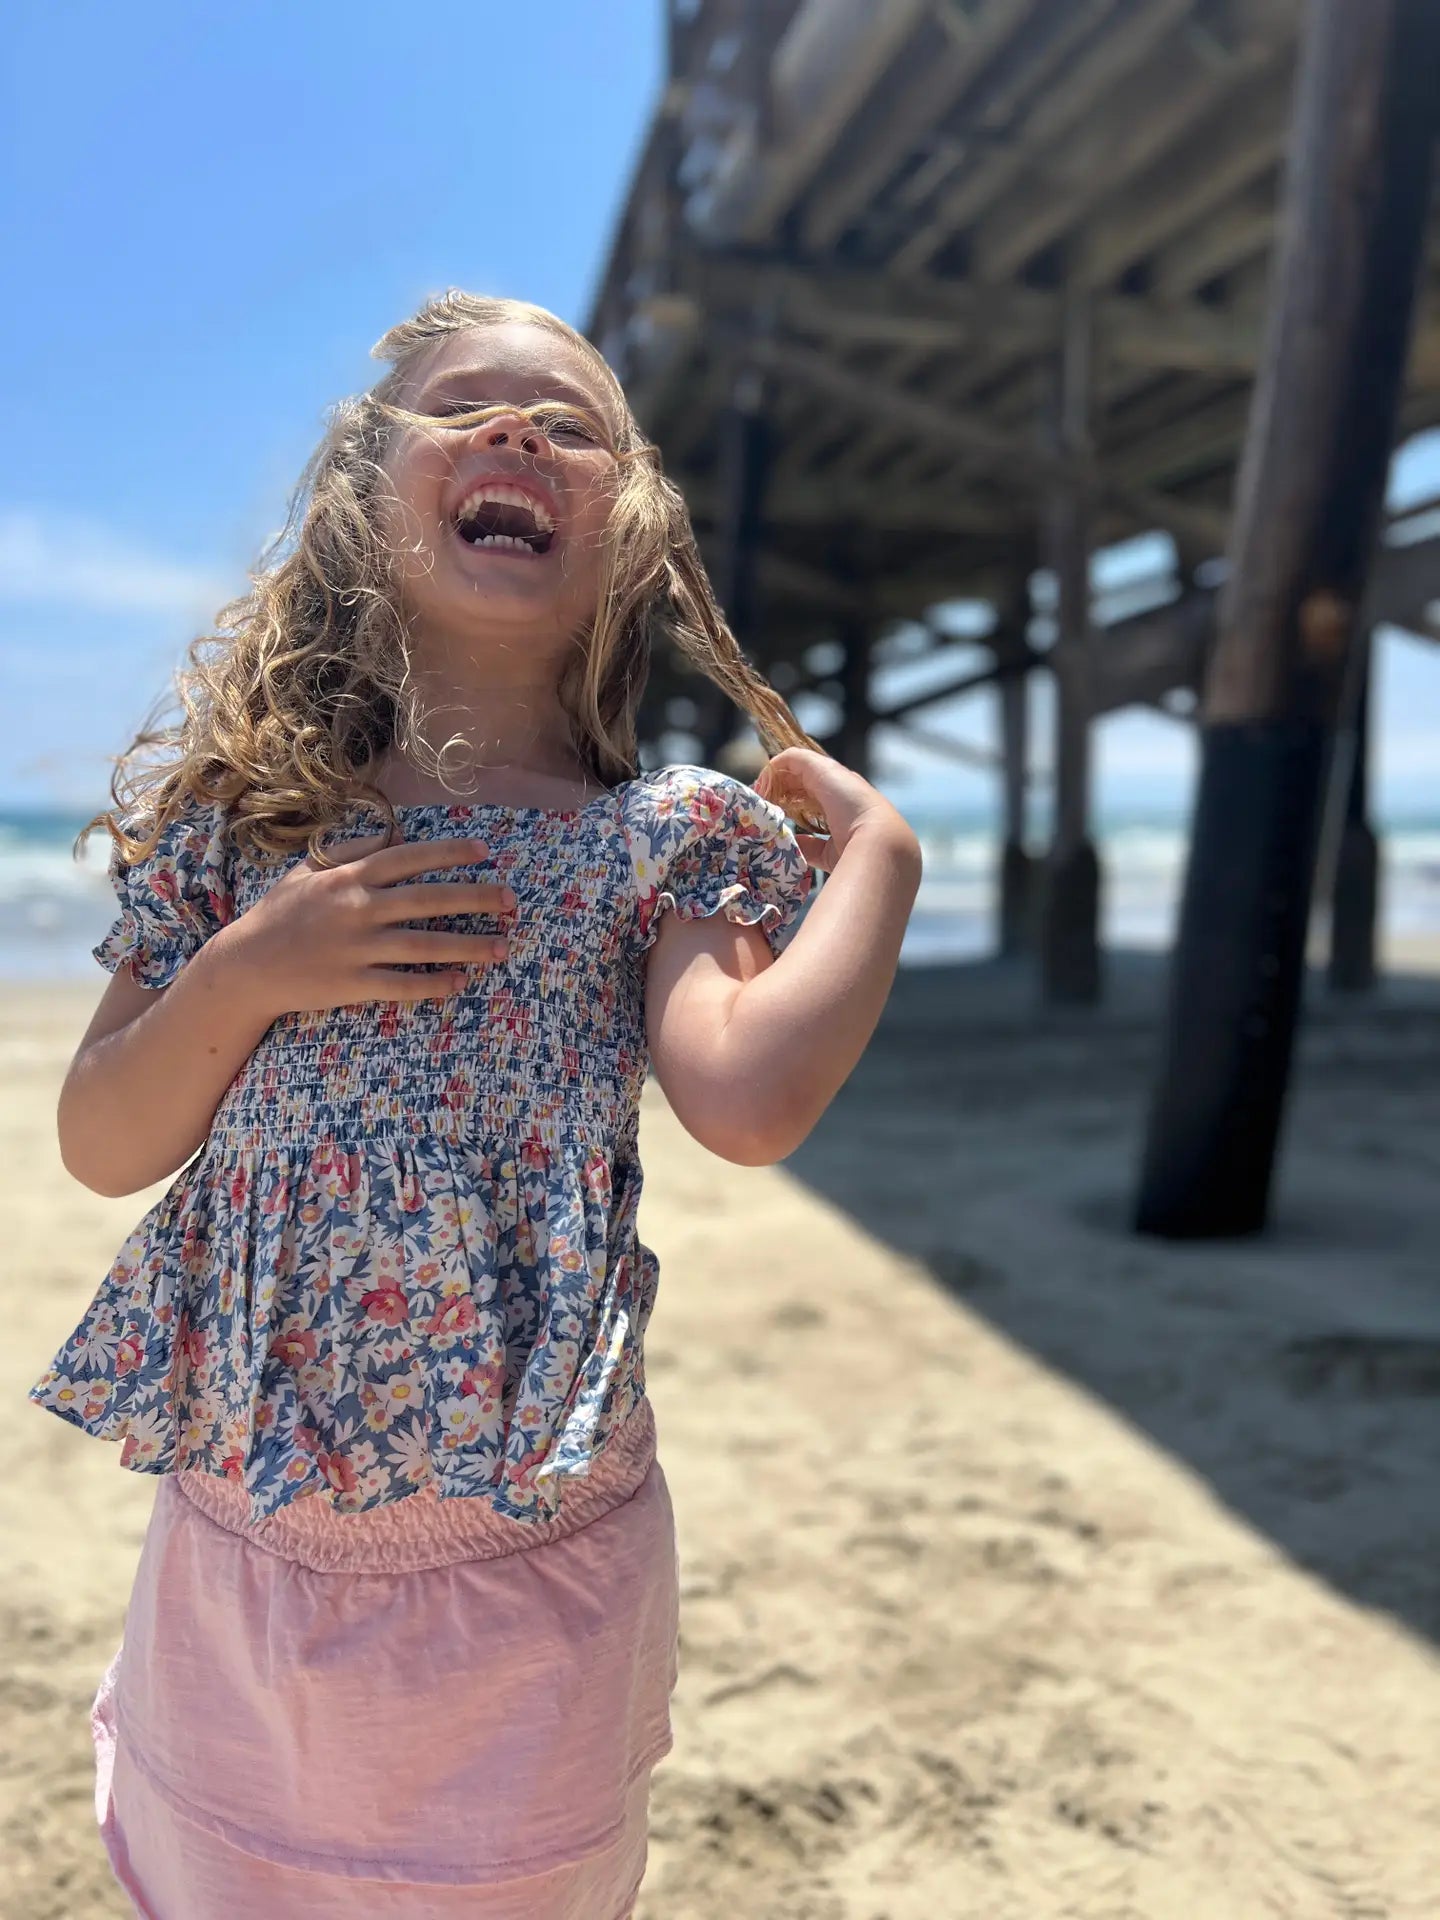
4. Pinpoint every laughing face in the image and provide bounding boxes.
[376,321,623,661]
